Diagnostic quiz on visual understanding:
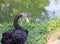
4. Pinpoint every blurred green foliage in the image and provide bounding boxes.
[0,0,49,23]
[0,19,60,44]
[0,0,60,44]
